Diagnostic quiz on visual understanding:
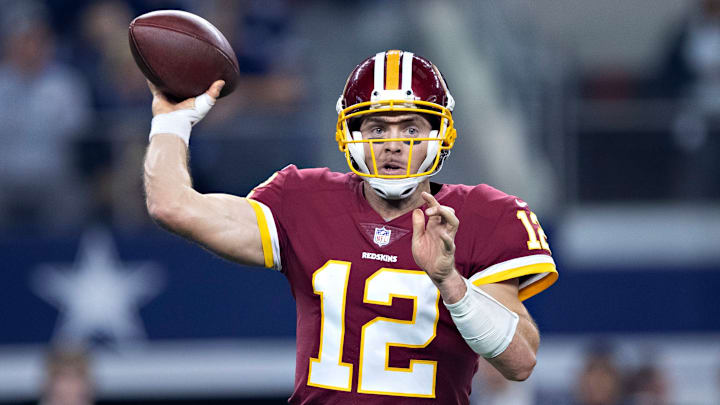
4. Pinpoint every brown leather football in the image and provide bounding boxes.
[129,10,239,101]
